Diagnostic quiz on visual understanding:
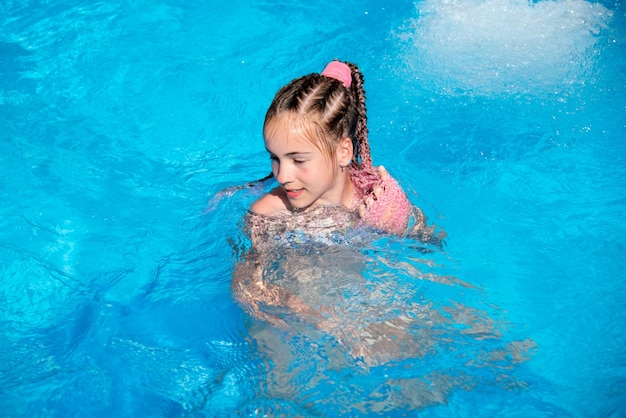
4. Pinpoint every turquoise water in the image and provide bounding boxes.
[1,0,625,416]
